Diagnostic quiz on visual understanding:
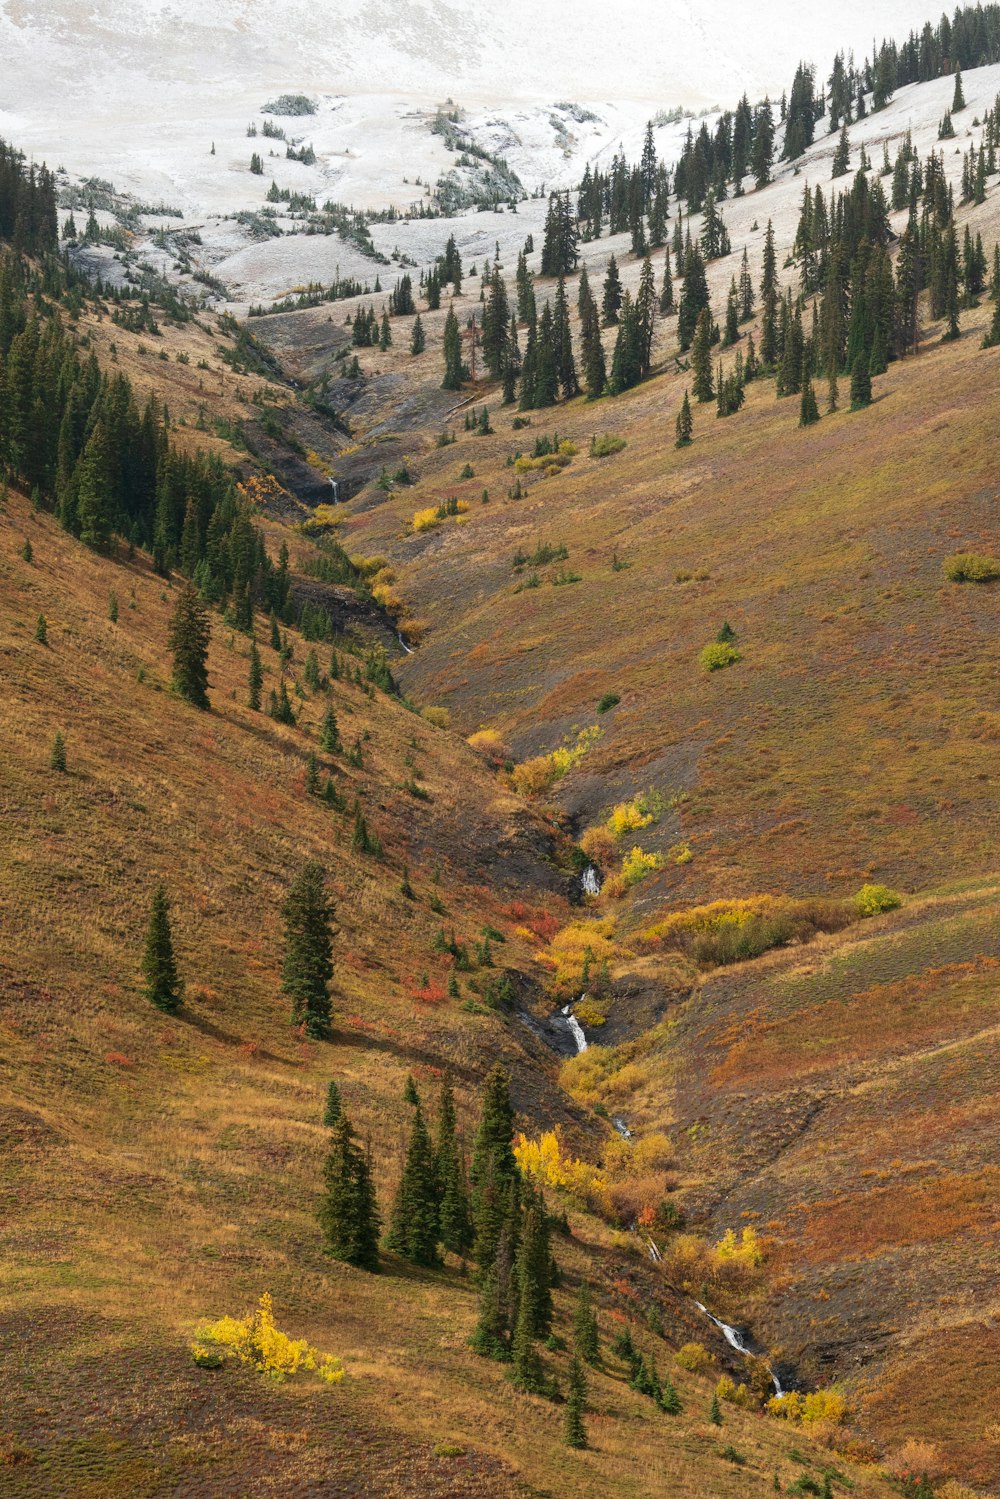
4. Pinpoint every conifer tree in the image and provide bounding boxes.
[675,390,693,448]
[564,1356,588,1448]
[50,731,67,773]
[410,314,425,355]
[319,703,340,752]
[168,582,211,710]
[849,354,872,410]
[691,309,715,402]
[385,1096,441,1266]
[953,65,966,113]
[751,101,775,188]
[281,860,333,1038]
[799,377,820,426]
[305,751,320,796]
[553,277,579,398]
[471,1192,519,1360]
[437,1076,474,1259]
[319,1112,381,1271]
[601,255,622,326]
[142,885,182,1013]
[76,419,114,553]
[441,304,463,390]
[832,126,851,178]
[510,1258,546,1394]
[248,638,263,710]
[379,309,391,350]
[34,613,47,644]
[323,1079,342,1125]
[710,1392,723,1425]
[470,1064,518,1265]
[573,1282,600,1365]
